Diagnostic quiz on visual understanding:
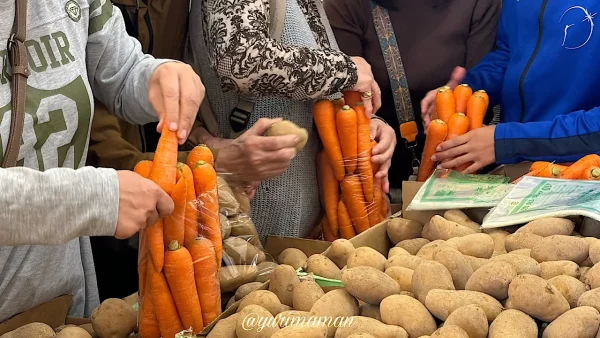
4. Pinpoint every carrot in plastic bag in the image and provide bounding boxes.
[177,163,199,247]
[193,161,222,267]
[164,240,204,334]
[150,125,178,195]
[355,102,374,203]
[188,237,222,325]
[147,219,165,272]
[417,119,448,182]
[338,200,357,239]
[341,175,370,233]
[149,261,183,338]
[314,99,345,181]
[164,177,186,246]
[139,291,161,338]
[317,152,339,238]
[322,217,337,242]
[337,105,358,174]
[187,144,214,168]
